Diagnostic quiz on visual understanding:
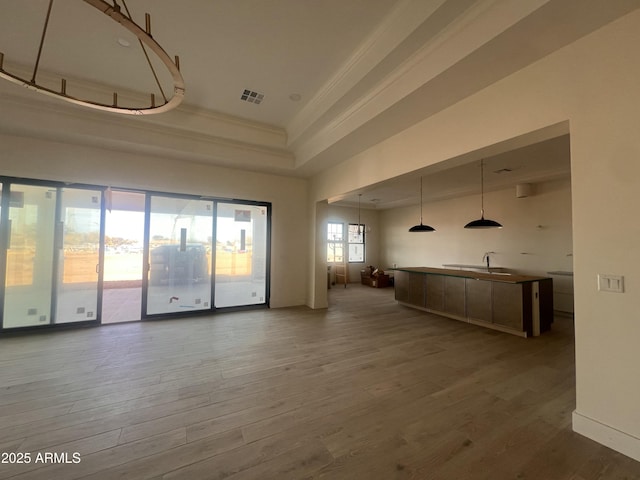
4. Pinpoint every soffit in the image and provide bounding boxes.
[0,0,637,182]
